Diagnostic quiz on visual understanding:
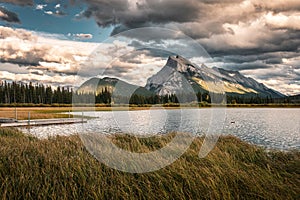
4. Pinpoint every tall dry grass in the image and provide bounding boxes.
[0,128,299,199]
